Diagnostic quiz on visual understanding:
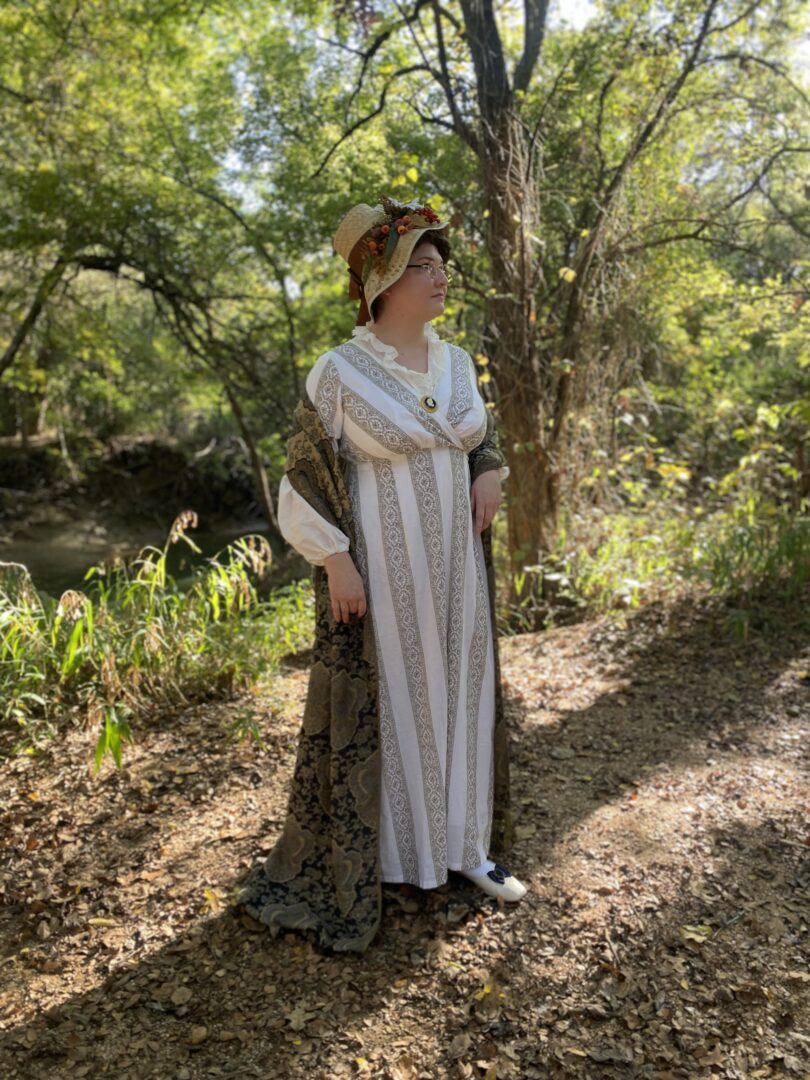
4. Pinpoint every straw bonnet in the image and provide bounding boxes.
[332,194,449,323]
